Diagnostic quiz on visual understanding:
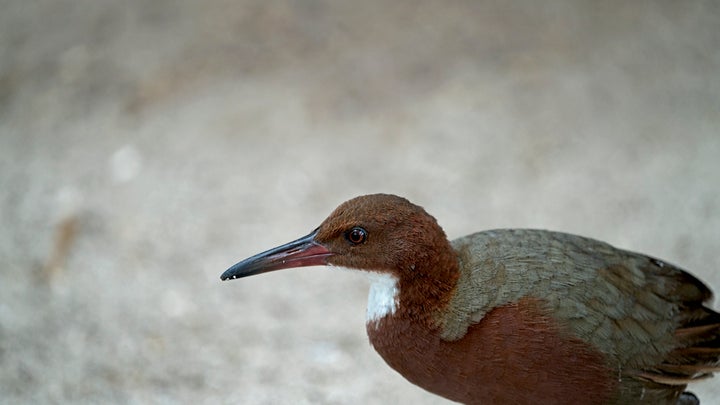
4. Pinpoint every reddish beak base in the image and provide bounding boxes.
[221,228,333,280]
